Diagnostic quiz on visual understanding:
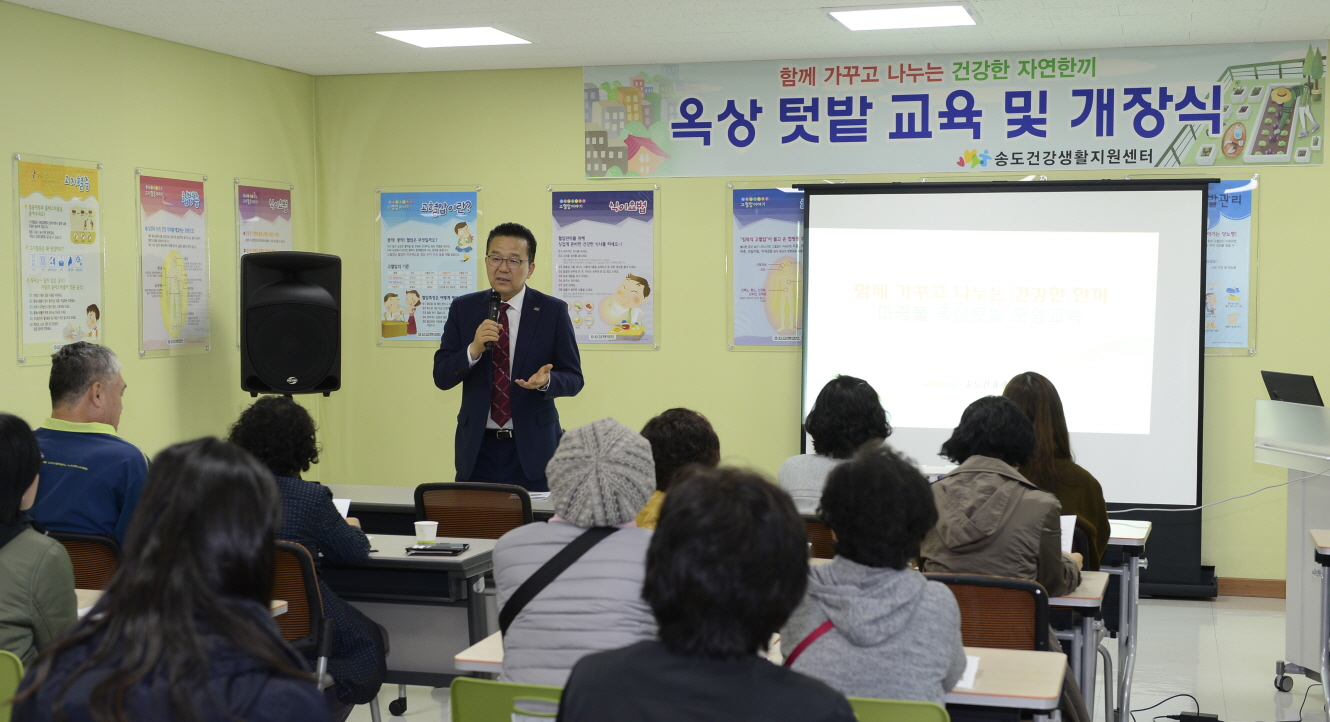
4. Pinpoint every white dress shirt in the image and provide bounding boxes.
[467,286,525,430]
